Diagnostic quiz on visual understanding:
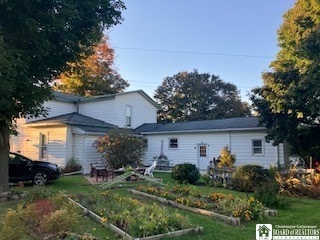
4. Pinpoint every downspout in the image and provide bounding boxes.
[277,145,280,169]
[82,134,87,174]
[76,99,80,114]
